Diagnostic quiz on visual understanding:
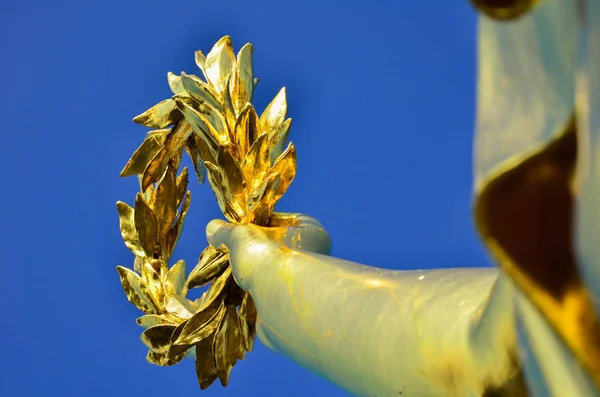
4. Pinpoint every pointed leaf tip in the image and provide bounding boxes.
[134,193,159,258]
[116,265,156,313]
[133,99,182,129]
[167,72,185,96]
[237,43,254,102]
[260,87,288,143]
[205,36,236,94]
